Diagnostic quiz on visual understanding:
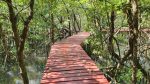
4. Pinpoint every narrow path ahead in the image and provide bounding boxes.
[41,32,109,84]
